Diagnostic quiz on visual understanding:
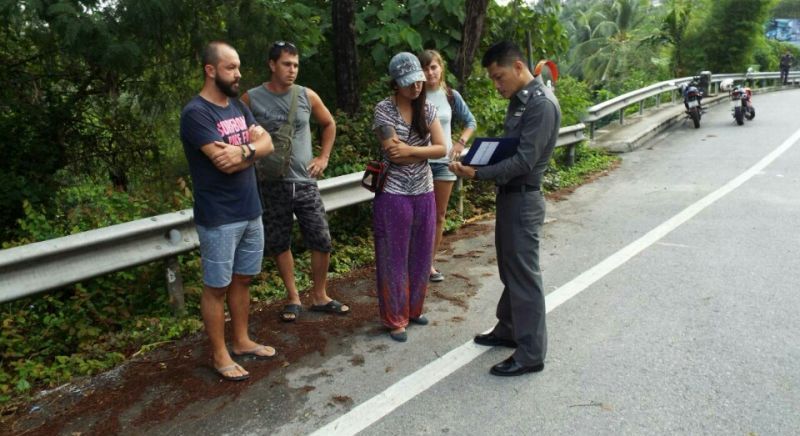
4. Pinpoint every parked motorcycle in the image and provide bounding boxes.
[679,77,704,128]
[720,78,755,126]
